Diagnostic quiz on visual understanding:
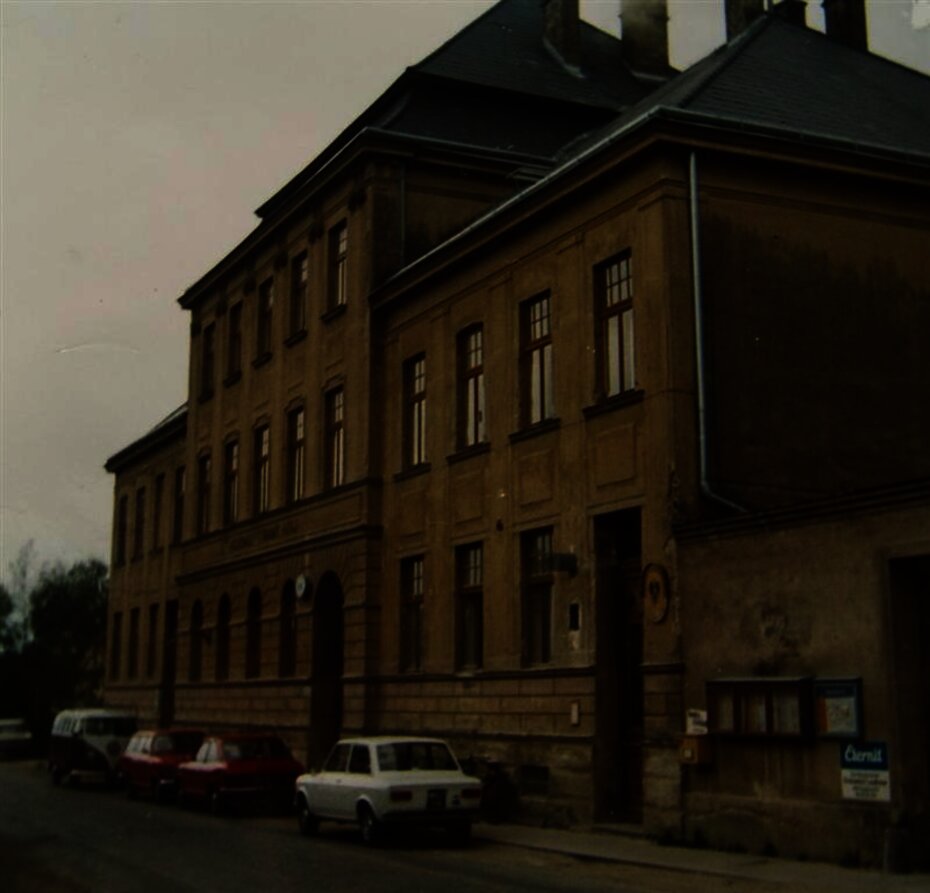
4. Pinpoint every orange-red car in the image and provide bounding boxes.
[118,729,205,801]
[177,733,303,814]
